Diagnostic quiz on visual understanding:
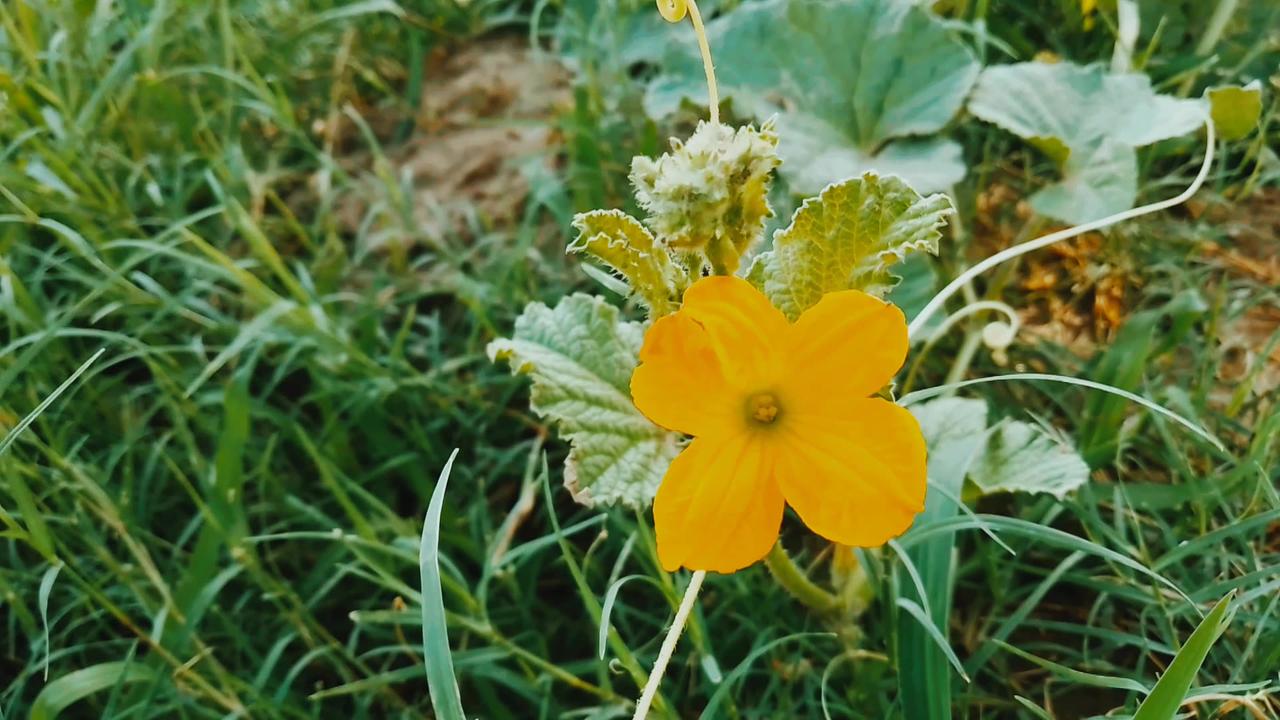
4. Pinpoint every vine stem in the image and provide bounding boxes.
[685,0,719,124]
[632,570,706,720]
[764,542,841,614]
[907,118,1216,343]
